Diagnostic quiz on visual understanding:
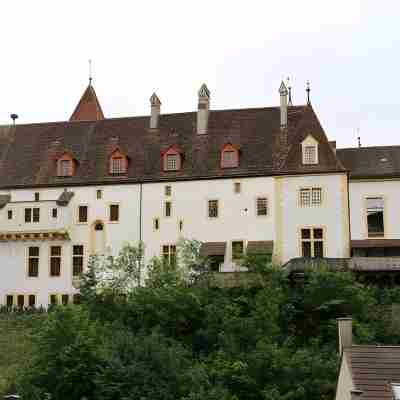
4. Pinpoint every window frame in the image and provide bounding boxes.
[72,245,84,277]
[108,203,120,223]
[109,149,128,175]
[299,227,325,258]
[161,244,177,266]
[162,146,182,172]
[153,217,160,231]
[7,209,12,220]
[234,182,241,194]
[76,204,89,224]
[220,144,239,169]
[365,195,386,238]
[57,153,75,177]
[208,199,219,219]
[49,245,62,277]
[27,246,40,278]
[231,240,245,261]
[164,201,172,218]
[165,185,172,196]
[256,196,268,217]
[299,187,323,207]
